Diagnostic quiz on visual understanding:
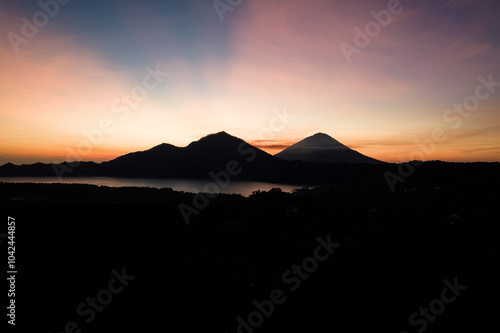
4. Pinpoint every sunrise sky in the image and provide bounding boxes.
[1,0,499,164]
